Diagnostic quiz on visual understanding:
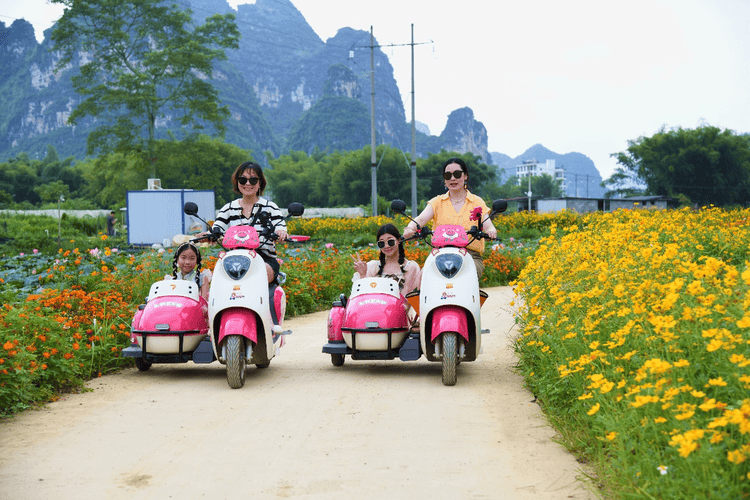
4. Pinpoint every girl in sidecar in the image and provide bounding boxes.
[123,242,213,371]
[323,224,421,366]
